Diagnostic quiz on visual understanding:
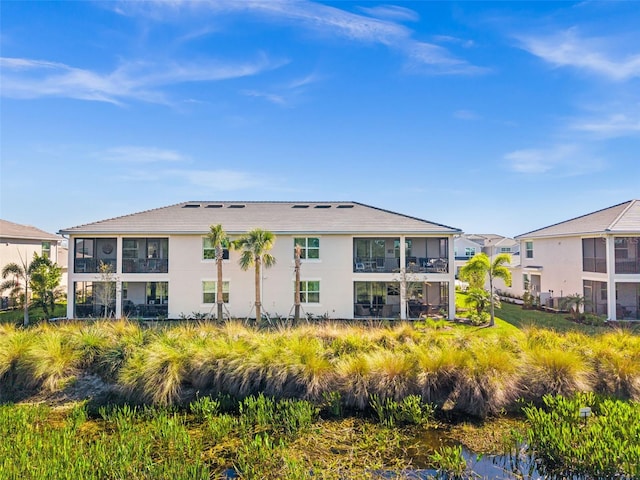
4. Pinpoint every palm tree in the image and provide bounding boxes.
[294,243,302,323]
[207,224,229,322]
[233,228,276,322]
[459,253,512,327]
[29,256,62,319]
[560,293,589,322]
[1,252,57,326]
